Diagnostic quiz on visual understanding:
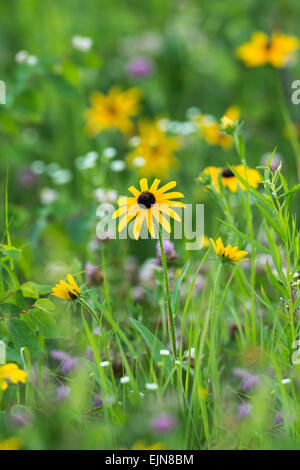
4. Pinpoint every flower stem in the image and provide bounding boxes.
[158,228,177,359]
[79,297,117,397]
